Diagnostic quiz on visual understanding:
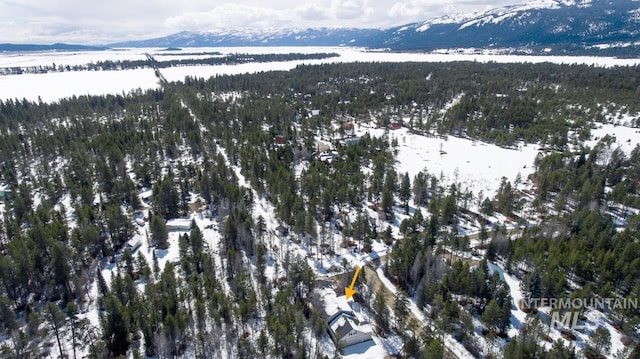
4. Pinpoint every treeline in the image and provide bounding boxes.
[184,61,640,147]
[0,52,339,76]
